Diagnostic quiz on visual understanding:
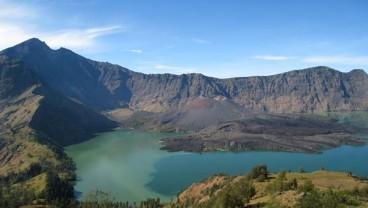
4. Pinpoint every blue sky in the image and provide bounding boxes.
[1,0,367,78]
